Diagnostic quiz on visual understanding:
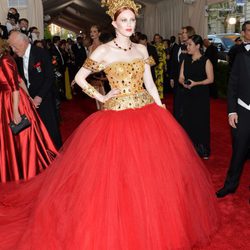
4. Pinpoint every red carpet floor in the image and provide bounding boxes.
[60,94,250,250]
